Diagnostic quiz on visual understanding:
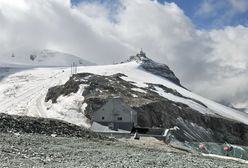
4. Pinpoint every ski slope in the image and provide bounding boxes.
[1,49,94,67]
[0,61,248,127]
[0,67,91,128]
